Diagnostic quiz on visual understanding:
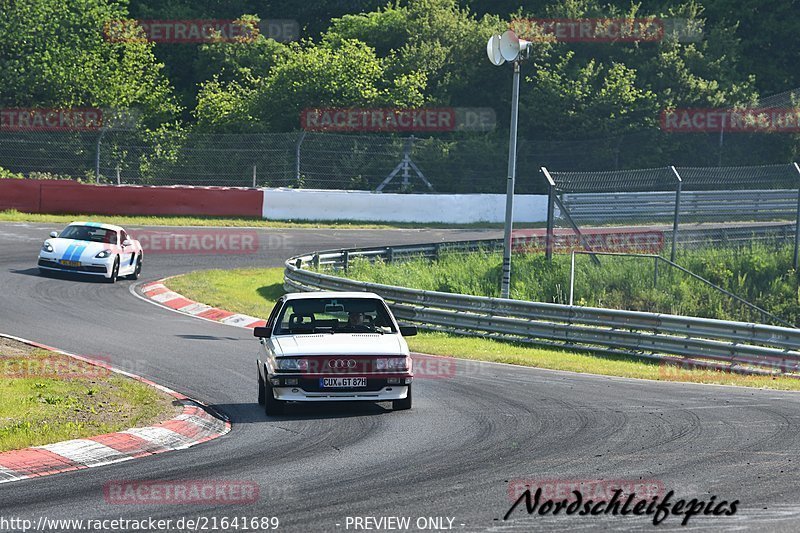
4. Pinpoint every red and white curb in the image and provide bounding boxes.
[137,280,266,329]
[0,334,230,484]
